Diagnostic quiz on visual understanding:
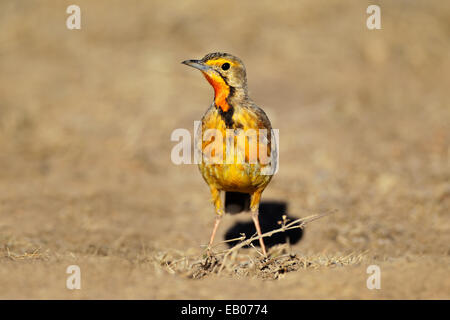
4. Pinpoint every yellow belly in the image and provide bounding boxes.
[199,163,272,193]
[198,105,275,193]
